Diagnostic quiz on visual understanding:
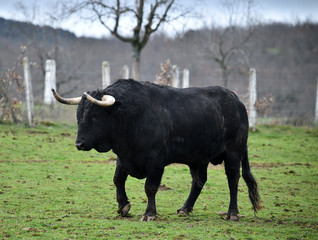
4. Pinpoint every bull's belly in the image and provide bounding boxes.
[167,141,225,165]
